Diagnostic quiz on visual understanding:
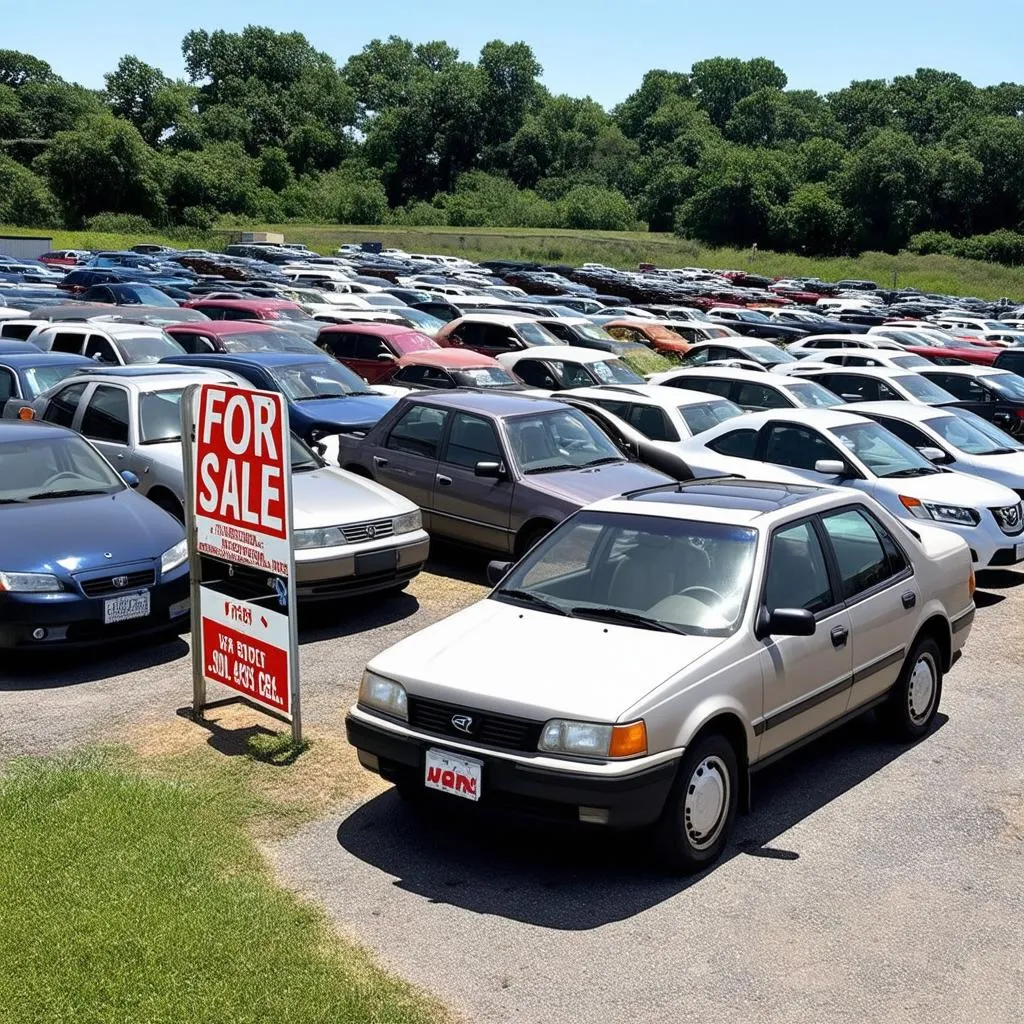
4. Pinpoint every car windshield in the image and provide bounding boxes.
[988,372,1024,401]
[270,307,312,322]
[495,510,757,637]
[576,323,616,341]
[505,408,623,473]
[394,331,437,354]
[830,422,937,478]
[397,308,445,334]
[893,374,957,403]
[453,367,520,389]
[0,433,123,501]
[121,334,185,364]
[221,328,319,354]
[290,434,323,472]
[891,354,931,369]
[678,399,744,435]
[114,286,178,307]
[589,358,644,384]
[738,311,770,322]
[20,364,86,397]
[747,344,796,364]
[139,388,187,443]
[271,360,370,400]
[924,411,1024,455]
[785,381,844,408]
[517,322,560,346]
